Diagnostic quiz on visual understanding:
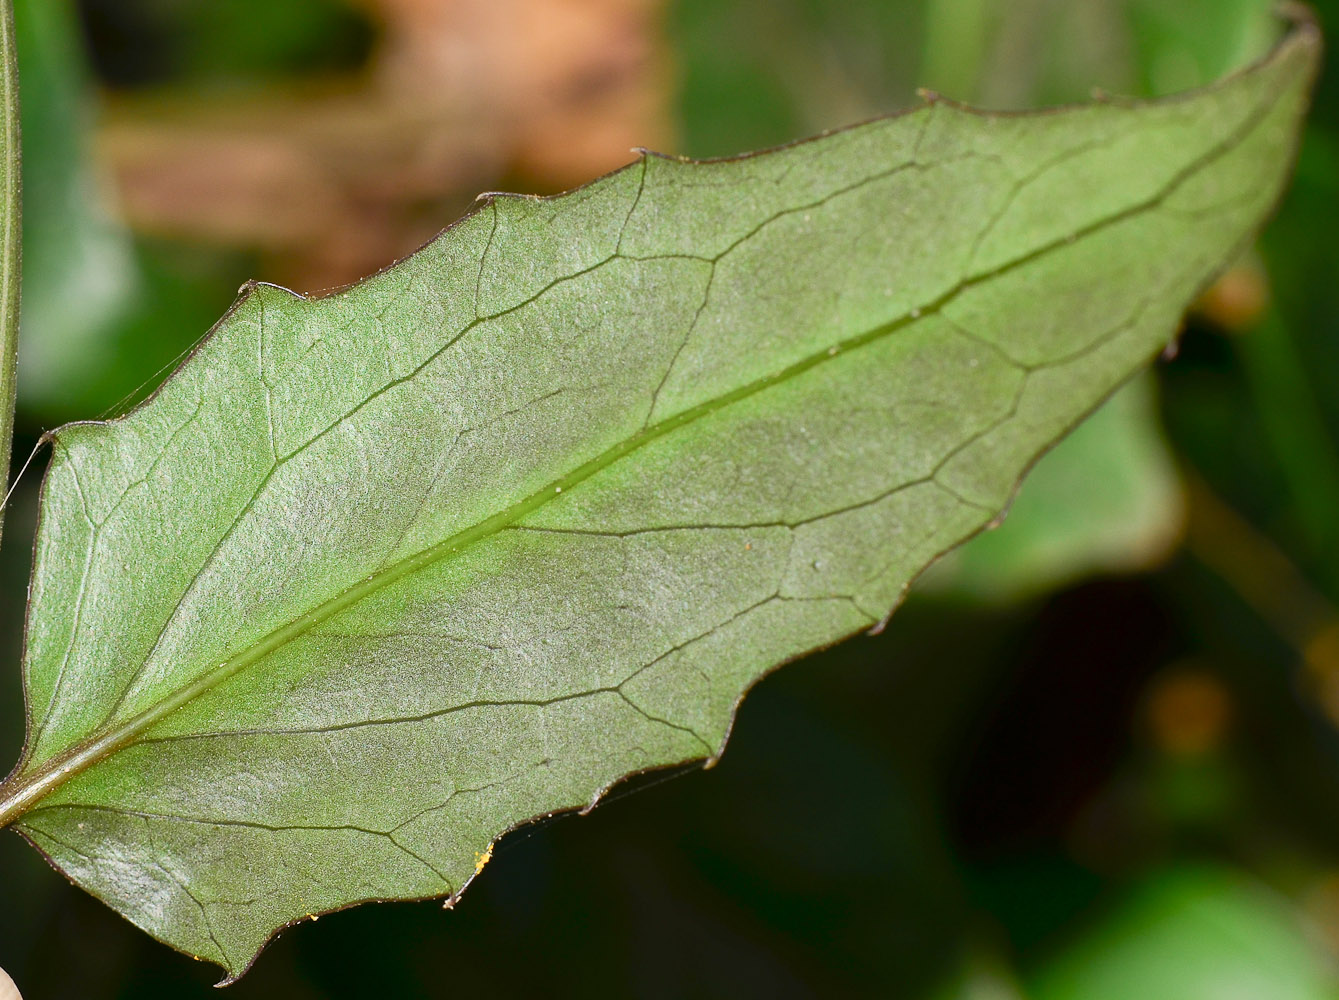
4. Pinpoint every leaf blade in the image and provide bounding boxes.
[0,20,1318,979]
